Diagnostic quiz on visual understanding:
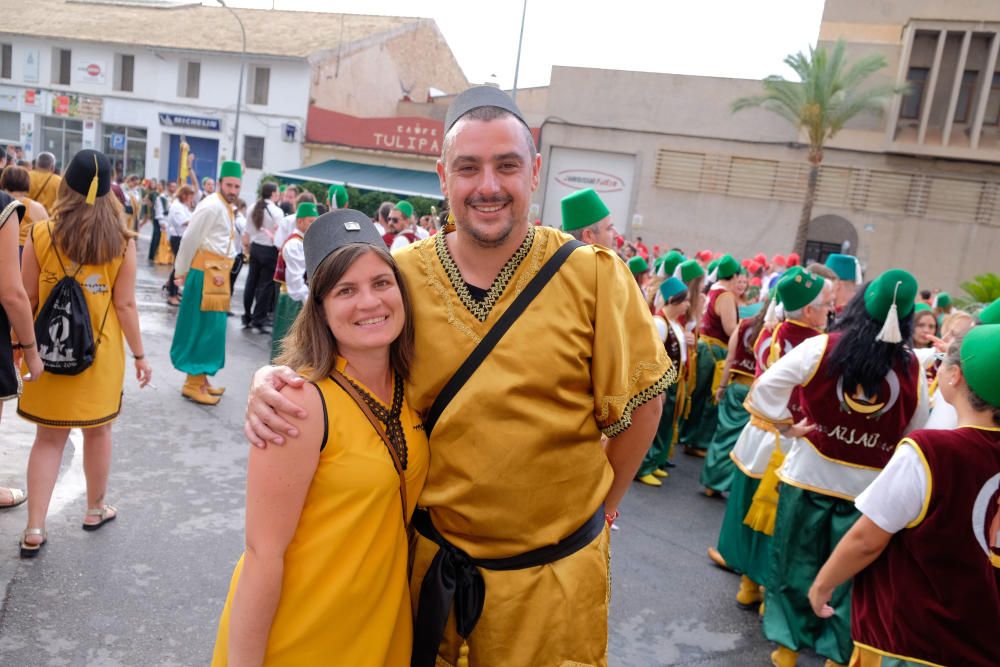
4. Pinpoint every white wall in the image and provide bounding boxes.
[0,34,312,196]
